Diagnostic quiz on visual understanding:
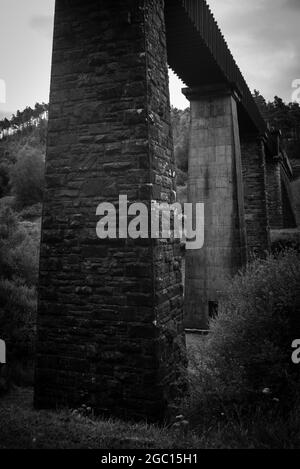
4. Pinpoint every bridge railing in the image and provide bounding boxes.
[181,0,267,134]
